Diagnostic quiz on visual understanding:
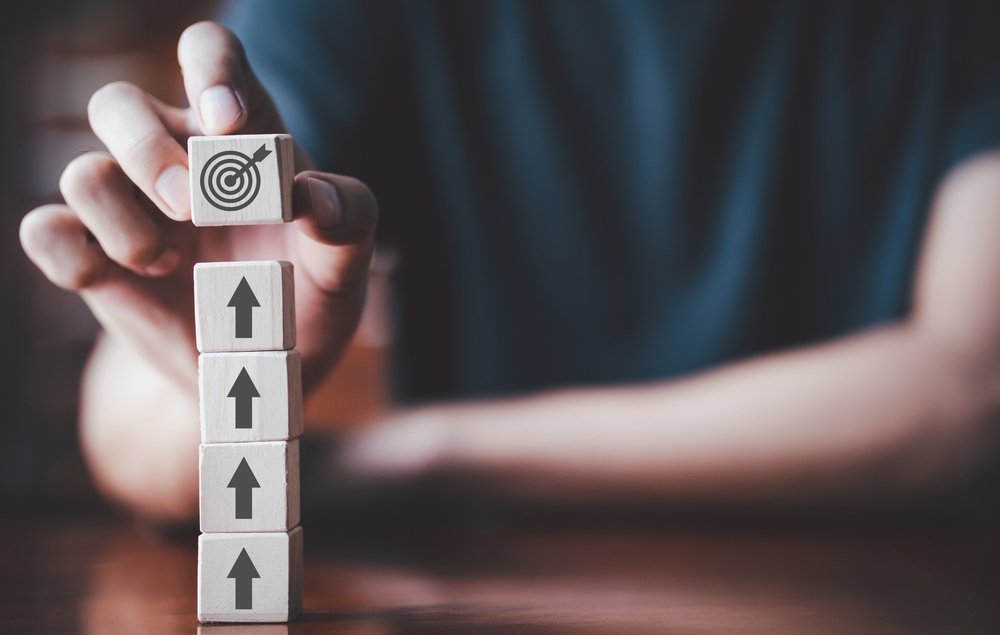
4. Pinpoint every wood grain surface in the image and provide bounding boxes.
[200,351,303,443]
[200,440,300,534]
[198,527,303,623]
[194,261,296,353]
[189,134,294,226]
